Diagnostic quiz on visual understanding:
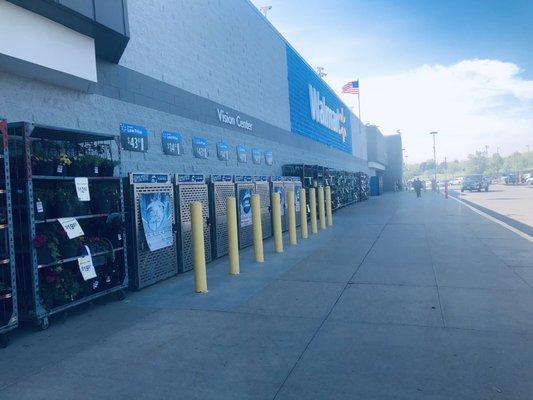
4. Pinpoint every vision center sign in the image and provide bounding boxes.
[286,45,352,154]
[217,108,253,132]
